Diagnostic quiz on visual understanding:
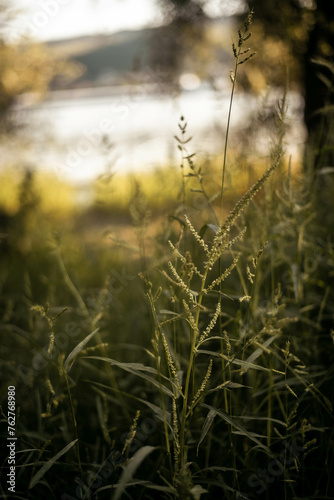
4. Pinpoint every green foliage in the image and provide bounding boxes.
[0,2,81,132]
